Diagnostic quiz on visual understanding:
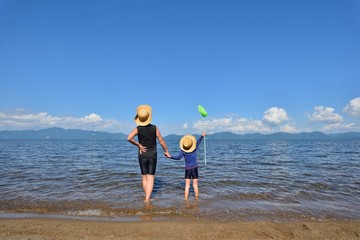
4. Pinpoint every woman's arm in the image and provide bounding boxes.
[127,128,147,153]
[156,127,170,157]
